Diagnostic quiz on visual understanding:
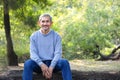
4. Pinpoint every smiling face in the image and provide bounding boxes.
[39,16,53,34]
